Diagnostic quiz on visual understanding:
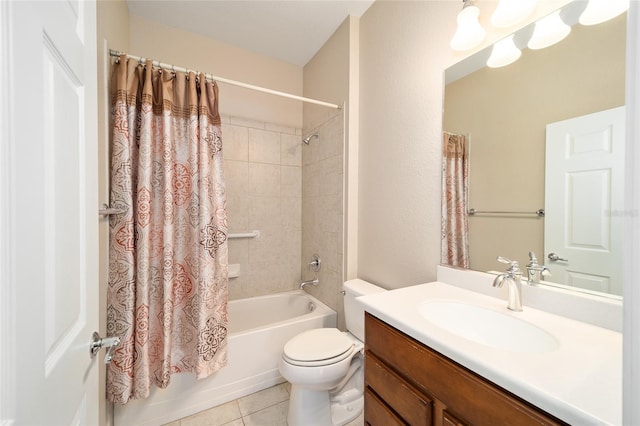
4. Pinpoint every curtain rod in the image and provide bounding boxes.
[109,49,342,110]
